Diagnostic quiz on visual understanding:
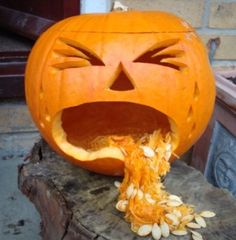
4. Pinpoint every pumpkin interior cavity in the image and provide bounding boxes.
[52,102,178,161]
